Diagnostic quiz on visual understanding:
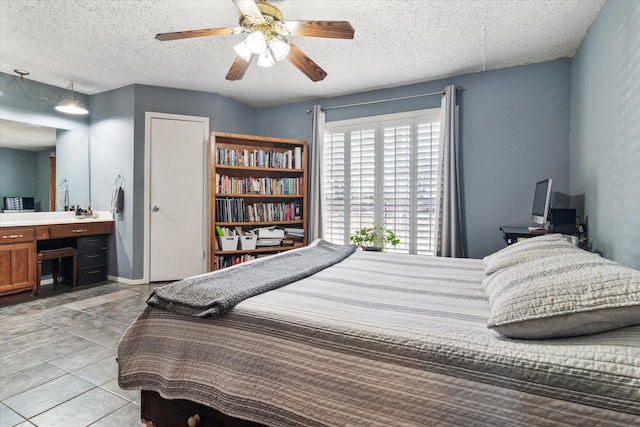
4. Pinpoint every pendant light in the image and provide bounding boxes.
[55,82,89,115]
